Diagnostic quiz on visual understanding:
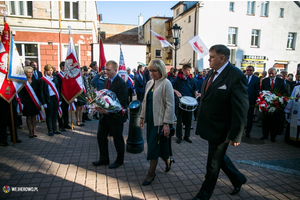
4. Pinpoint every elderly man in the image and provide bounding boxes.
[261,68,286,142]
[31,61,42,80]
[193,45,248,200]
